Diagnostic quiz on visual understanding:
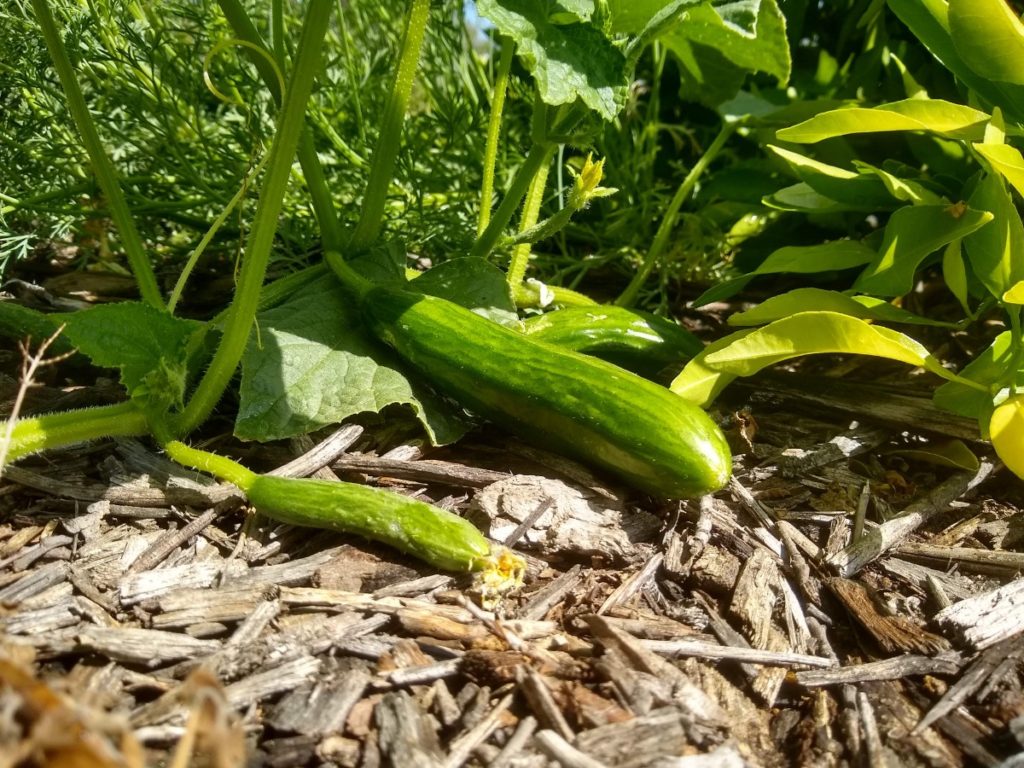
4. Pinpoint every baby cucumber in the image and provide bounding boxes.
[523,305,703,377]
[358,283,731,498]
[245,474,492,572]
